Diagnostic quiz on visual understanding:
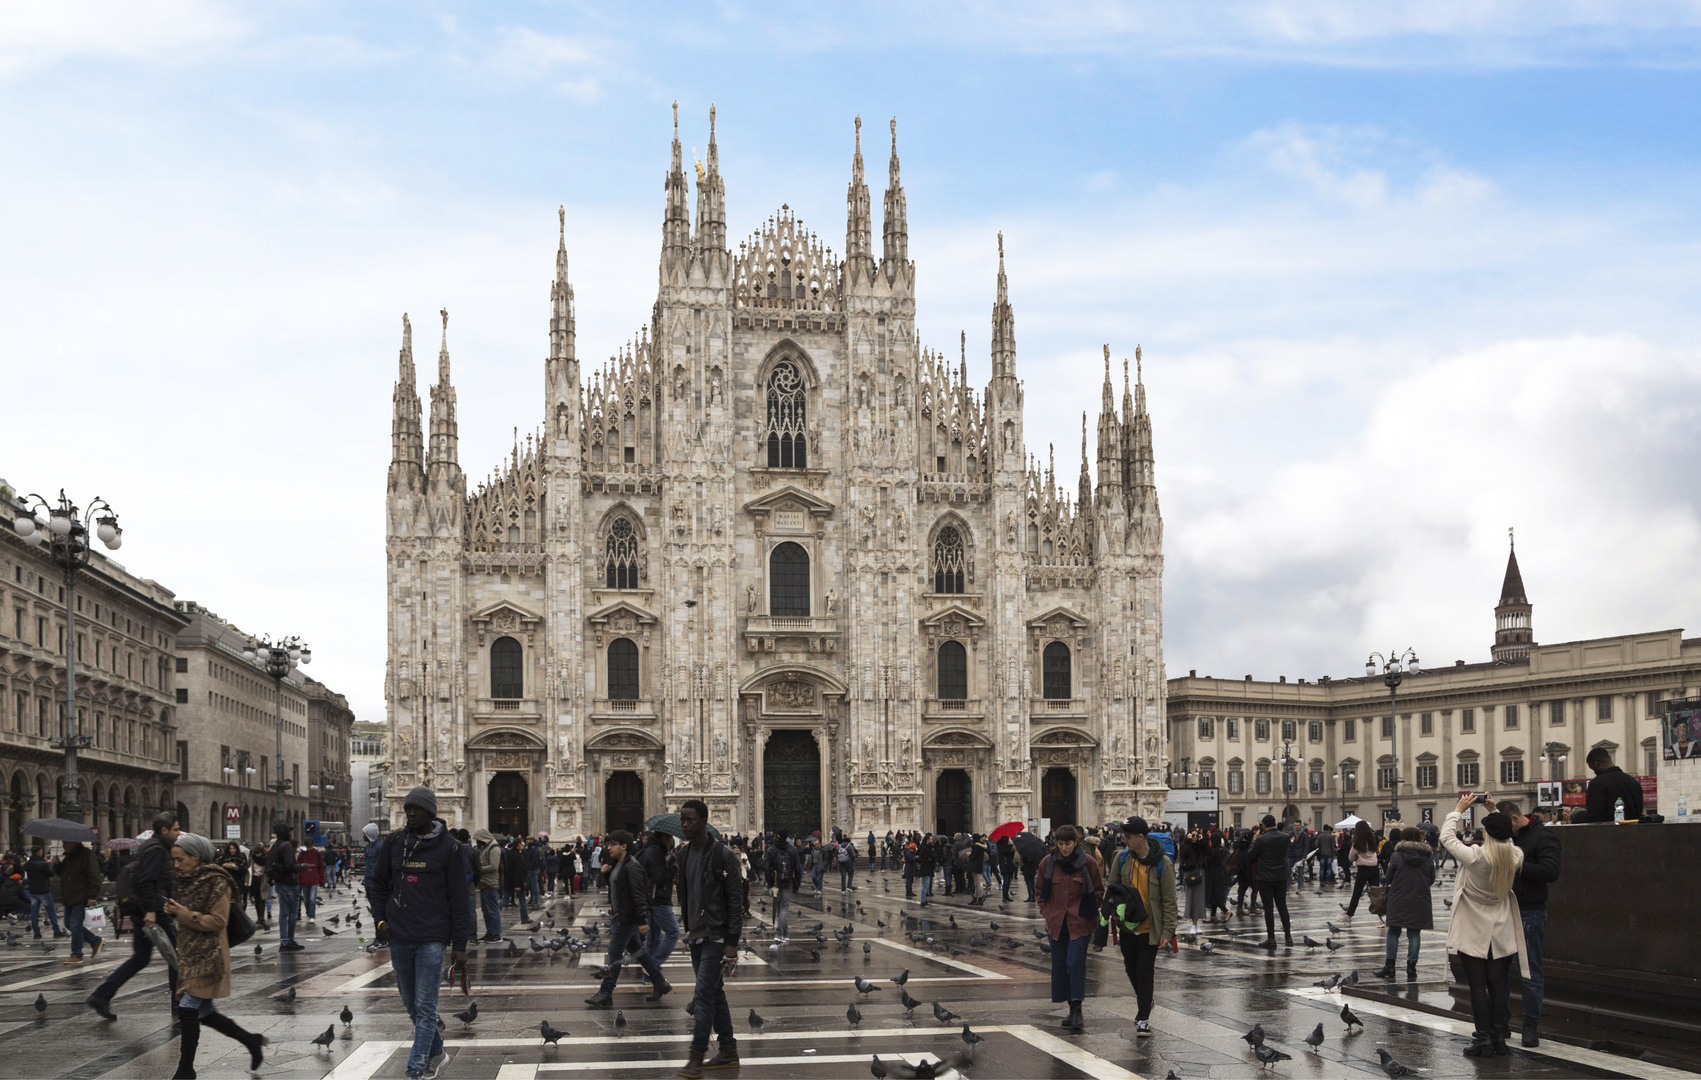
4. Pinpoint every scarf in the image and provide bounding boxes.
[1037,847,1084,905]
[175,862,234,983]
